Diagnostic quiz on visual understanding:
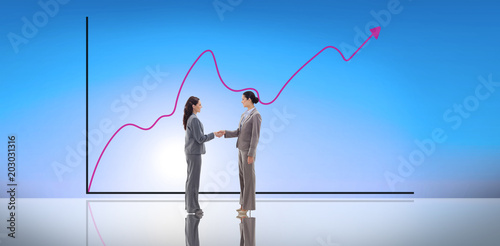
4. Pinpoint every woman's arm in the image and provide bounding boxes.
[248,114,262,158]
[224,128,239,138]
[191,117,214,144]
